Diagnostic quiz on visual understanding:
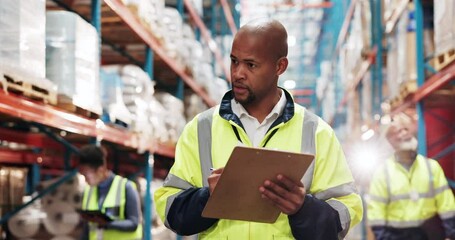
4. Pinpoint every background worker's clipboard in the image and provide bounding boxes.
[201,146,314,223]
